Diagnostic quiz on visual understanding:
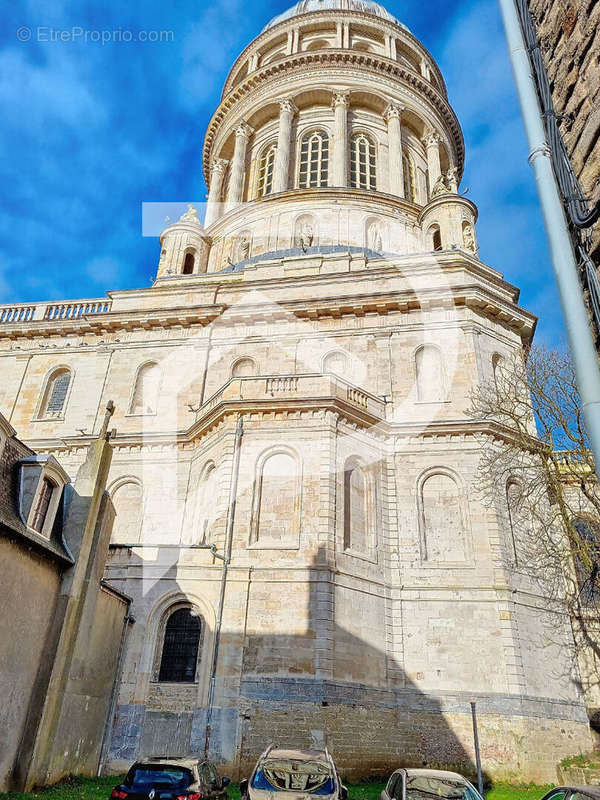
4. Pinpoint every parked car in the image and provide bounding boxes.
[540,789,600,800]
[110,758,231,800]
[381,769,484,800]
[240,747,347,800]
